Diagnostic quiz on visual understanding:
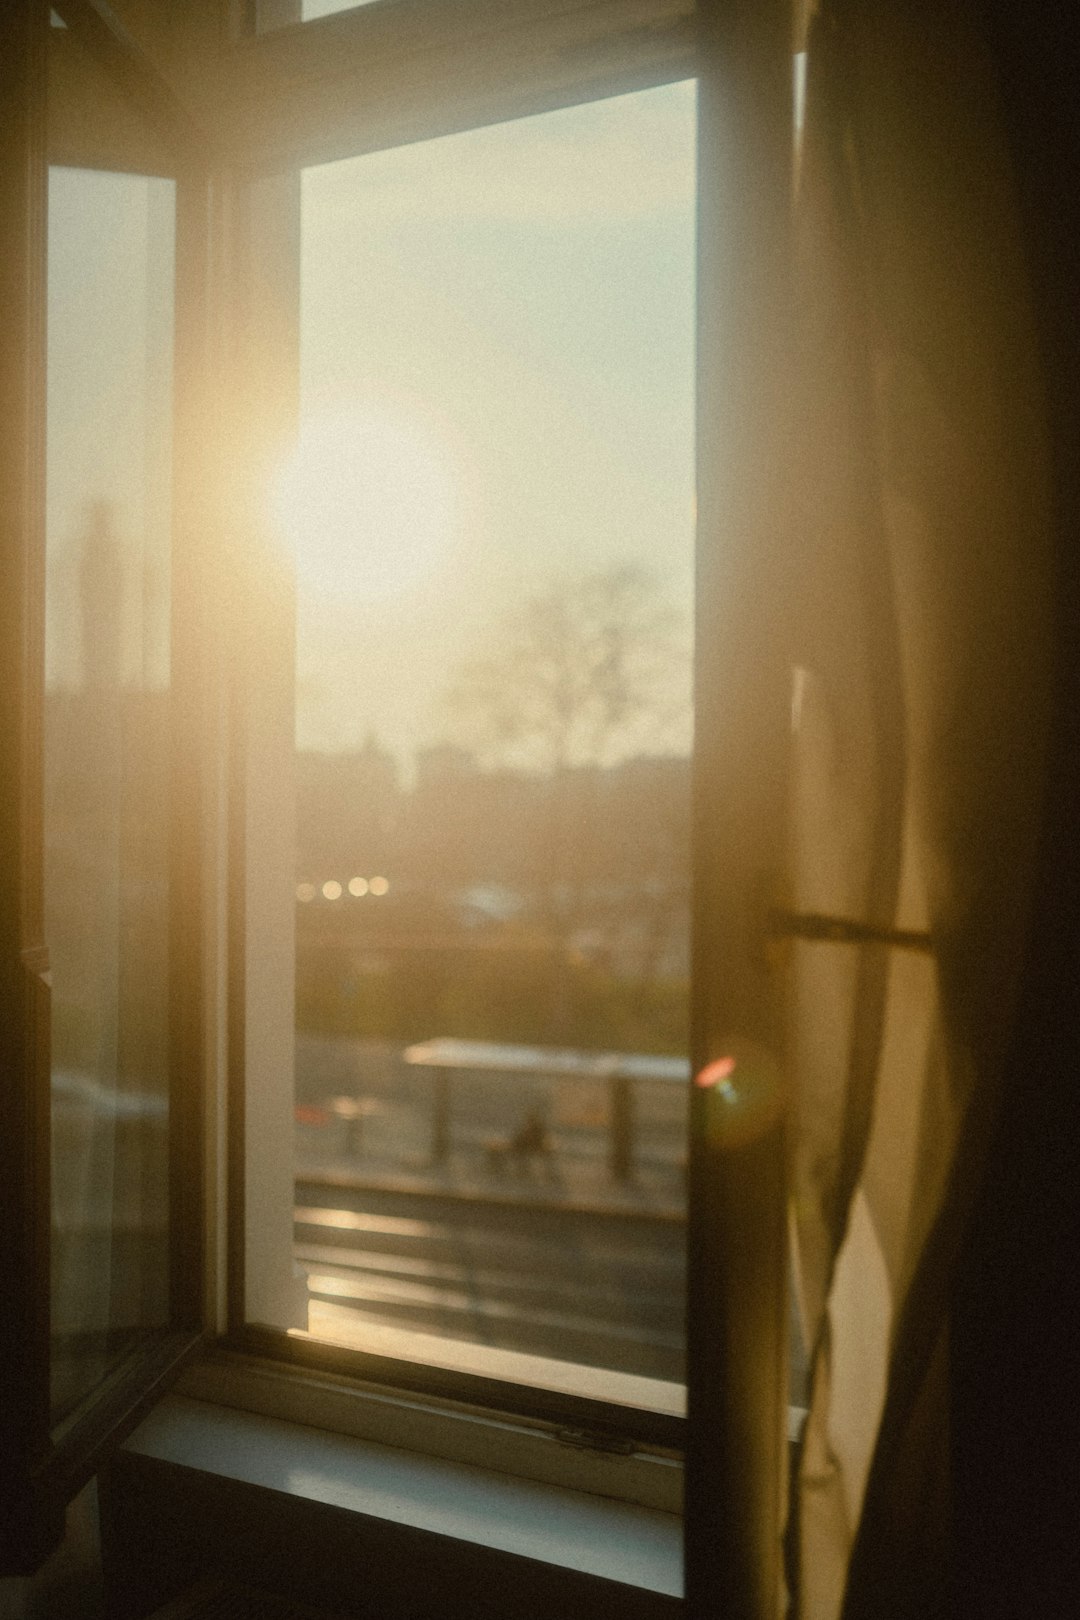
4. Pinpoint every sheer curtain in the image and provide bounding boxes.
[783,0,1052,1614]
